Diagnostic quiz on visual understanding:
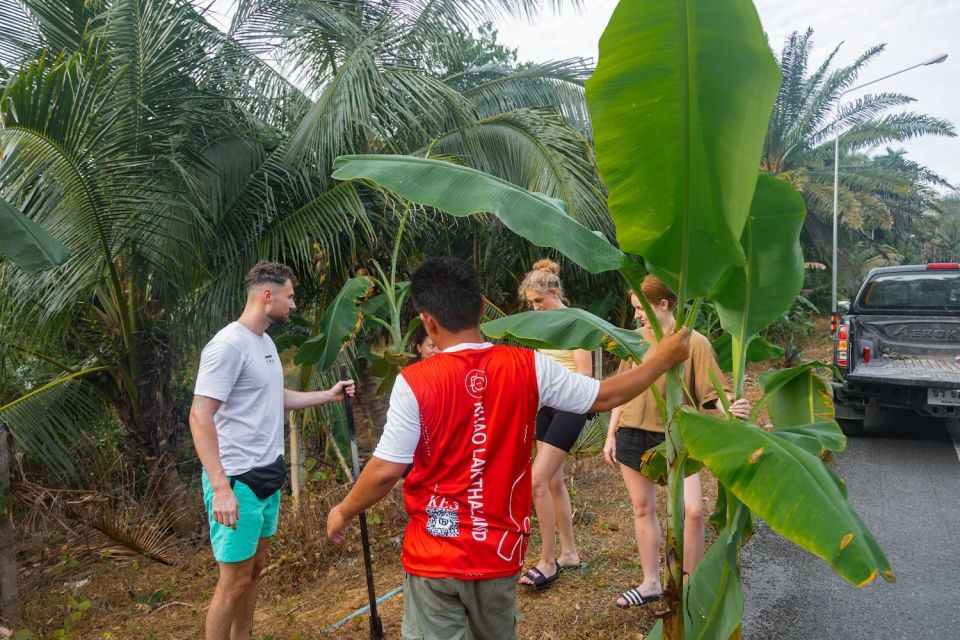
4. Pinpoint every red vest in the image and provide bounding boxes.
[399,345,539,580]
